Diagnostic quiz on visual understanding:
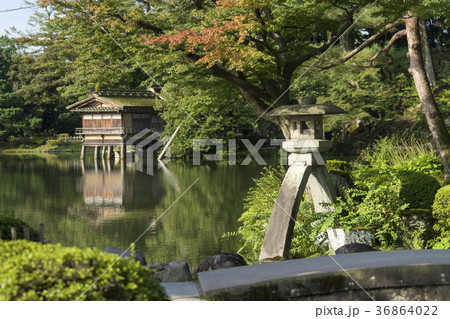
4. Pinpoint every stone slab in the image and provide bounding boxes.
[327,228,375,253]
[198,250,450,300]
[160,282,201,300]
